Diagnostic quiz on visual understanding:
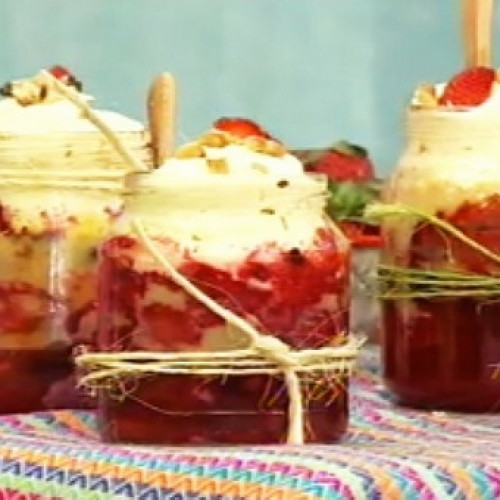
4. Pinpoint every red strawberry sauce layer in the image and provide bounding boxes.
[0,349,74,413]
[383,195,500,411]
[97,229,350,444]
